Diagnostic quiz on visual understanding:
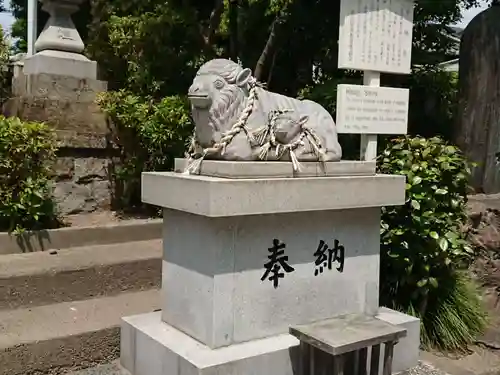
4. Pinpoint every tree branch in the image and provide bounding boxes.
[254,18,279,82]
[203,0,225,48]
